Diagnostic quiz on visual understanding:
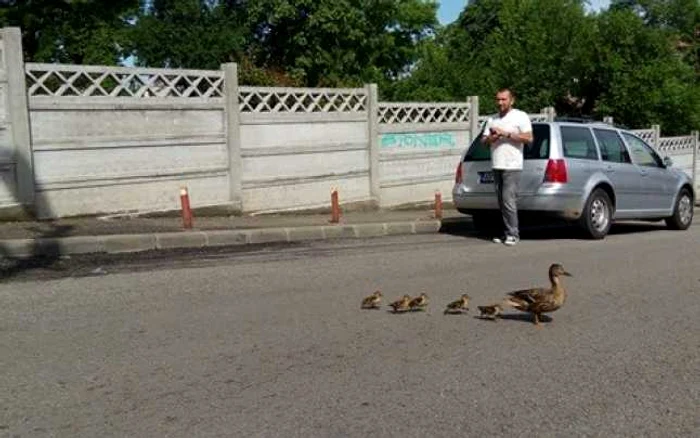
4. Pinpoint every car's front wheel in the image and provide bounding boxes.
[580,188,613,239]
[665,188,693,230]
